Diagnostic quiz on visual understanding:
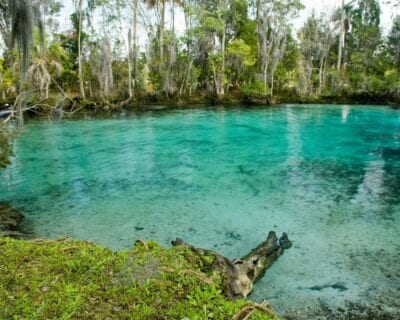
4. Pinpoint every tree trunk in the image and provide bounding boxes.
[179,1,192,97]
[77,0,85,99]
[159,0,165,63]
[256,0,262,73]
[45,82,49,100]
[172,231,292,299]
[319,57,324,94]
[337,0,345,71]
[132,0,138,97]
[263,61,268,95]
[220,26,226,97]
[271,69,275,98]
[128,29,133,98]
[164,0,176,96]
